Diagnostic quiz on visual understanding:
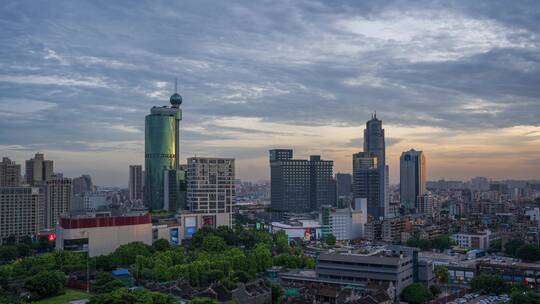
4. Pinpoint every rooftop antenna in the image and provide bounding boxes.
[174,77,178,93]
[374,111,377,118]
